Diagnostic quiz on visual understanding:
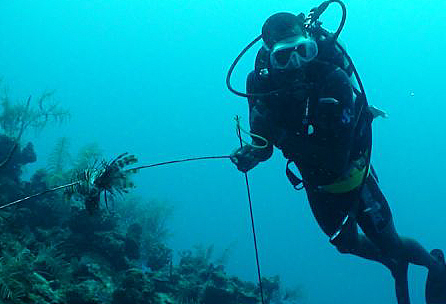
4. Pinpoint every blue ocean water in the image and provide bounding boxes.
[1,0,445,303]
